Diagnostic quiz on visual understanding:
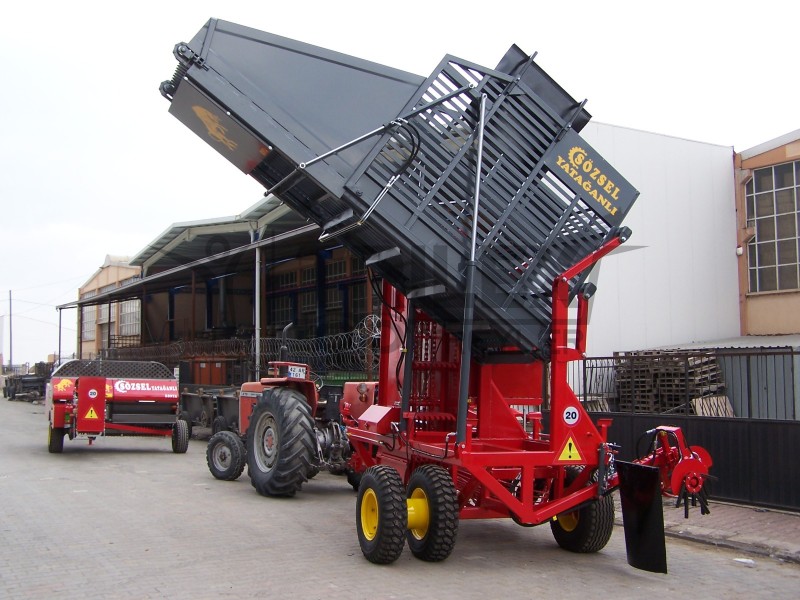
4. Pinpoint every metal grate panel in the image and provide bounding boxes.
[52,360,175,380]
